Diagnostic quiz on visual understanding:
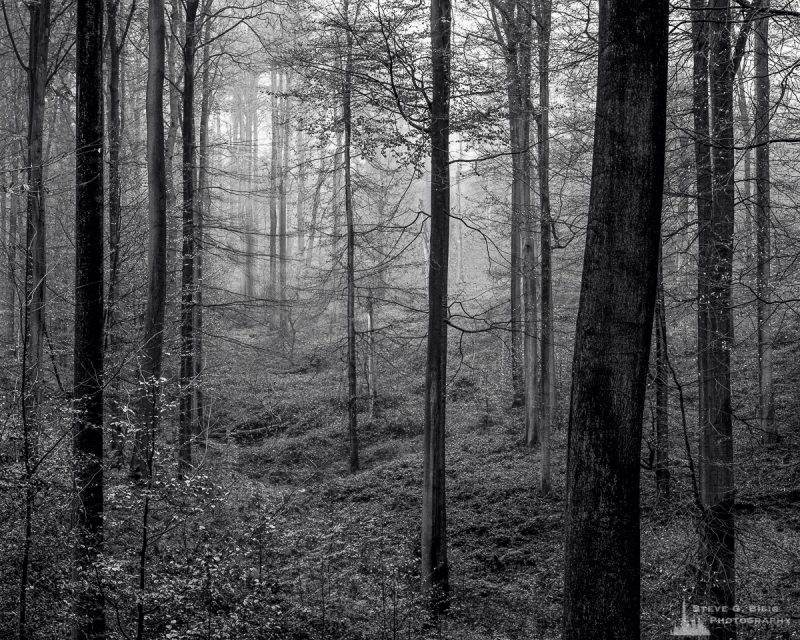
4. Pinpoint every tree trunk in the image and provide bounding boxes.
[194,2,213,436]
[754,3,774,443]
[105,0,124,461]
[72,0,105,635]
[296,128,306,257]
[563,3,668,640]
[279,74,289,336]
[19,6,50,636]
[366,289,378,417]
[269,66,278,301]
[178,0,200,478]
[6,168,17,351]
[421,0,451,618]
[131,0,168,480]
[343,5,359,472]
[654,246,670,502]
[536,0,556,446]
[735,71,753,264]
[165,2,181,288]
[697,2,736,637]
